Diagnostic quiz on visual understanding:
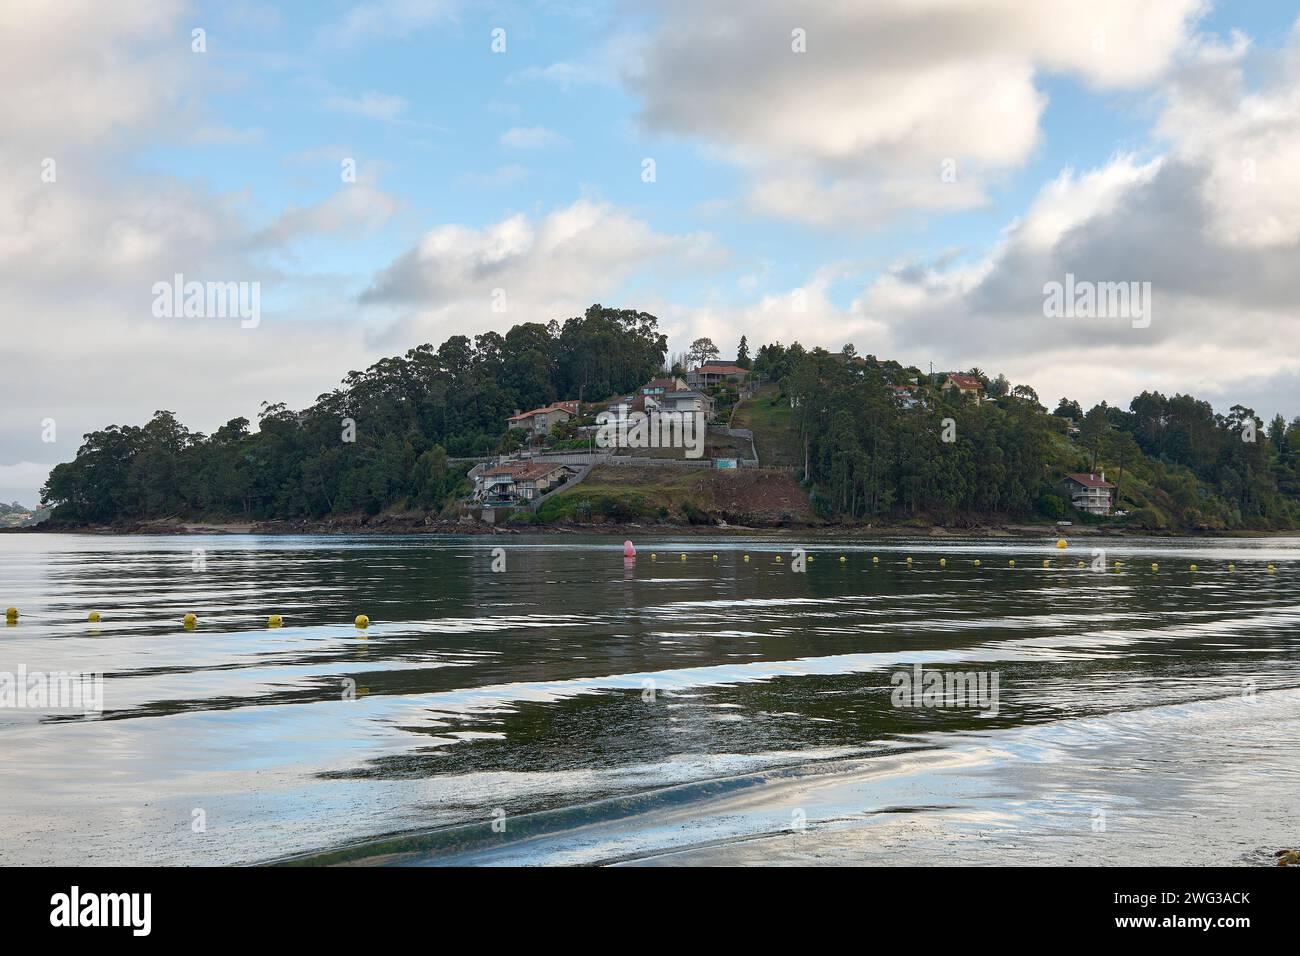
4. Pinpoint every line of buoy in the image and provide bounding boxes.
[6,552,1280,636]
